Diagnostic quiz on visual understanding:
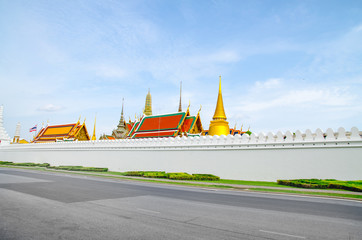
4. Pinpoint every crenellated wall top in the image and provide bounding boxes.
[1,127,361,151]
